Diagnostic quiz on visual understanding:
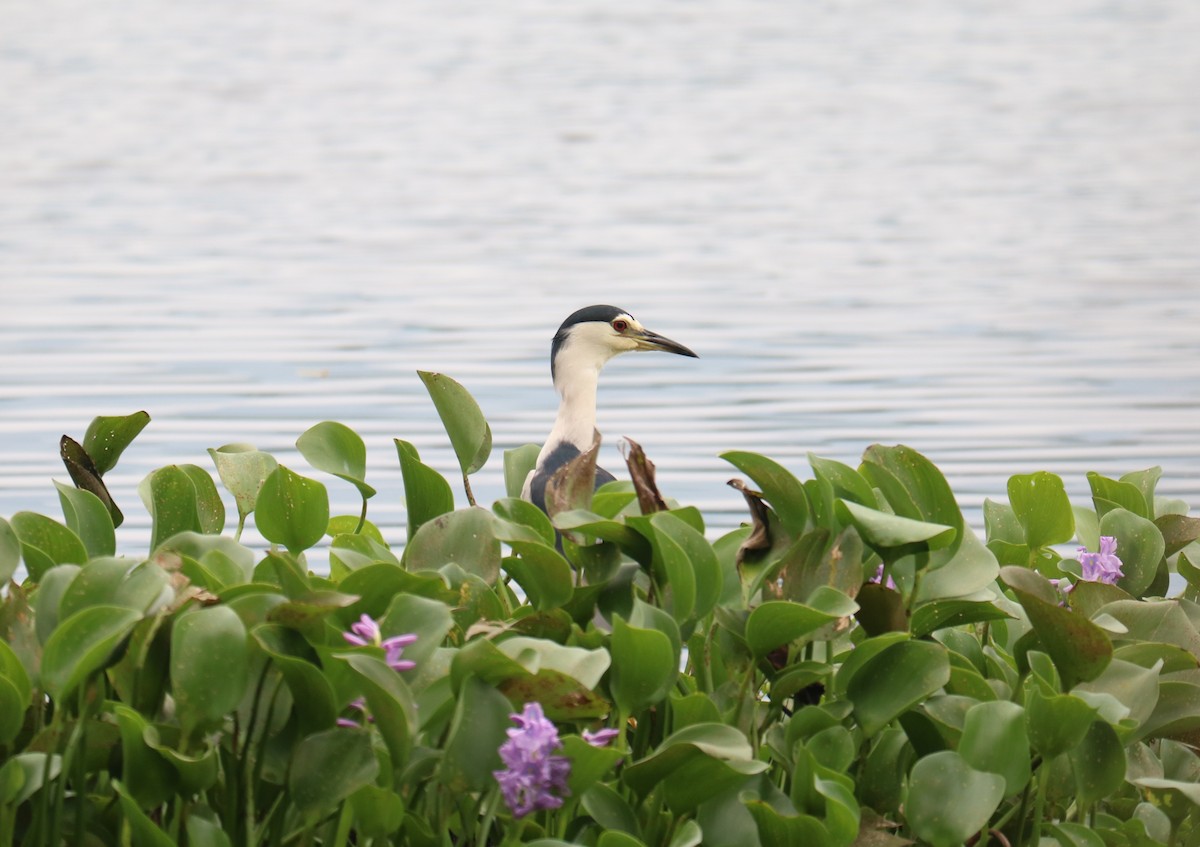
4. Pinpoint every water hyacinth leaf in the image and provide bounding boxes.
[1099,508,1165,598]
[746,588,859,659]
[581,783,641,838]
[563,735,625,797]
[395,439,455,539]
[611,615,677,715]
[1001,569,1112,688]
[113,705,179,808]
[252,624,338,735]
[156,531,256,586]
[60,435,124,527]
[254,465,330,555]
[1134,778,1200,823]
[597,832,647,847]
[847,640,951,736]
[59,556,133,618]
[266,589,359,631]
[82,410,150,475]
[343,653,418,769]
[33,564,80,643]
[833,631,910,696]
[2,753,62,808]
[418,370,493,476]
[138,465,213,550]
[1136,680,1200,743]
[905,751,1005,847]
[10,511,88,579]
[41,605,142,701]
[504,542,574,611]
[208,443,278,524]
[1007,471,1074,551]
[180,464,225,533]
[1088,472,1150,520]
[54,481,116,558]
[958,700,1031,795]
[403,506,500,584]
[439,675,510,792]
[809,453,877,507]
[494,496,556,547]
[837,499,955,555]
[498,636,611,689]
[349,785,406,840]
[0,677,24,745]
[1046,823,1107,847]
[114,780,177,847]
[1157,513,1200,557]
[721,450,808,534]
[296,420,377,499]
[623,723,767,812]
[650,512,723,624]
[1026,687,1095,757]
[0,518,19,584]
[0,639,32,707]
[861,445,963,536]
[1074,658,1161,729]
[171,605,249,735]
[1069,719,1126,805]
[911,599,1012,639]
[505,443,541,499]
[380,592,454,671]
[983,498,1024,545]
[289,727,379,815]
